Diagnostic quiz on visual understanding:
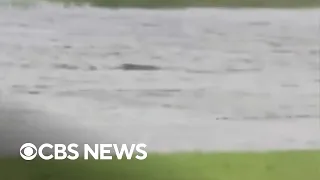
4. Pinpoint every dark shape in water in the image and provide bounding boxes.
[53,63,79,70]
[118,63,161,71]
